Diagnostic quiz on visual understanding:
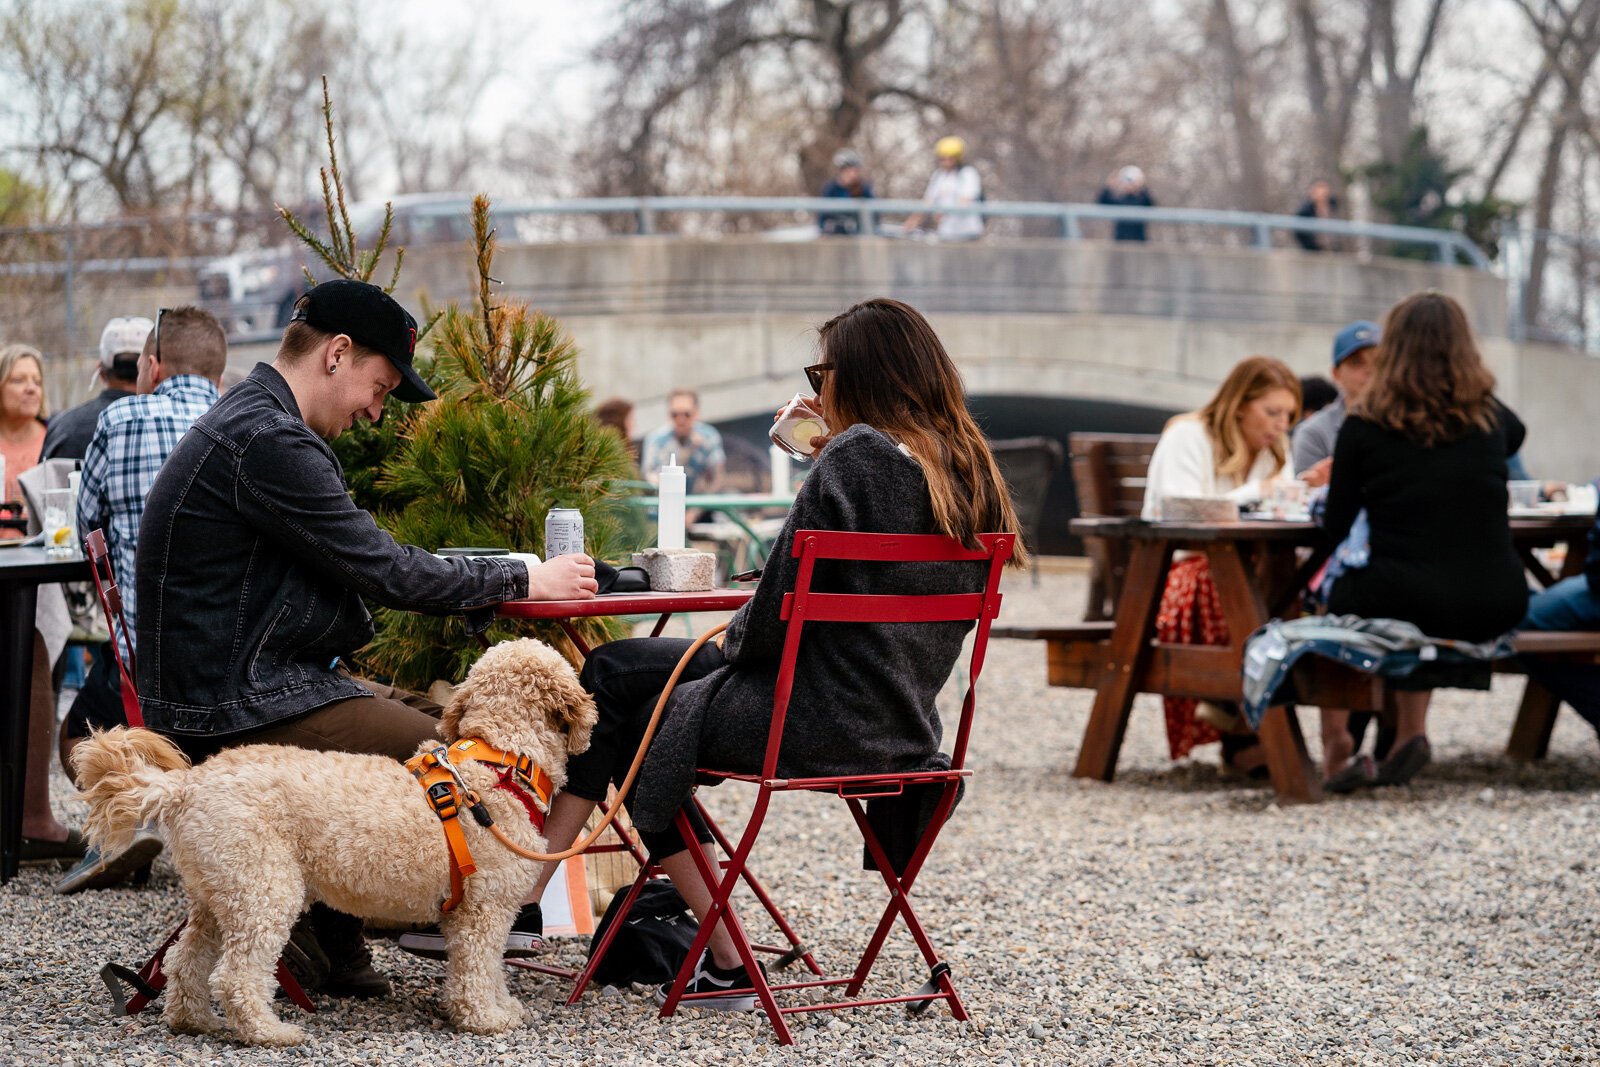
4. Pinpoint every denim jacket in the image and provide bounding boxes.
[135,363,528,737]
